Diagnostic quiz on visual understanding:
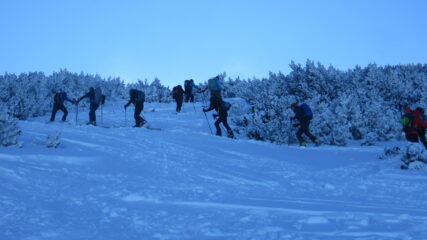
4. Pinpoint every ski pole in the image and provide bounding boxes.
[201,92,208,107]
[192,101,197,112]
[203,110,213,135]
[101,104,103,124]
[75,104,79,125]
[181,99,184,112]
[288,119,293,145]
[125,107,127,123]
